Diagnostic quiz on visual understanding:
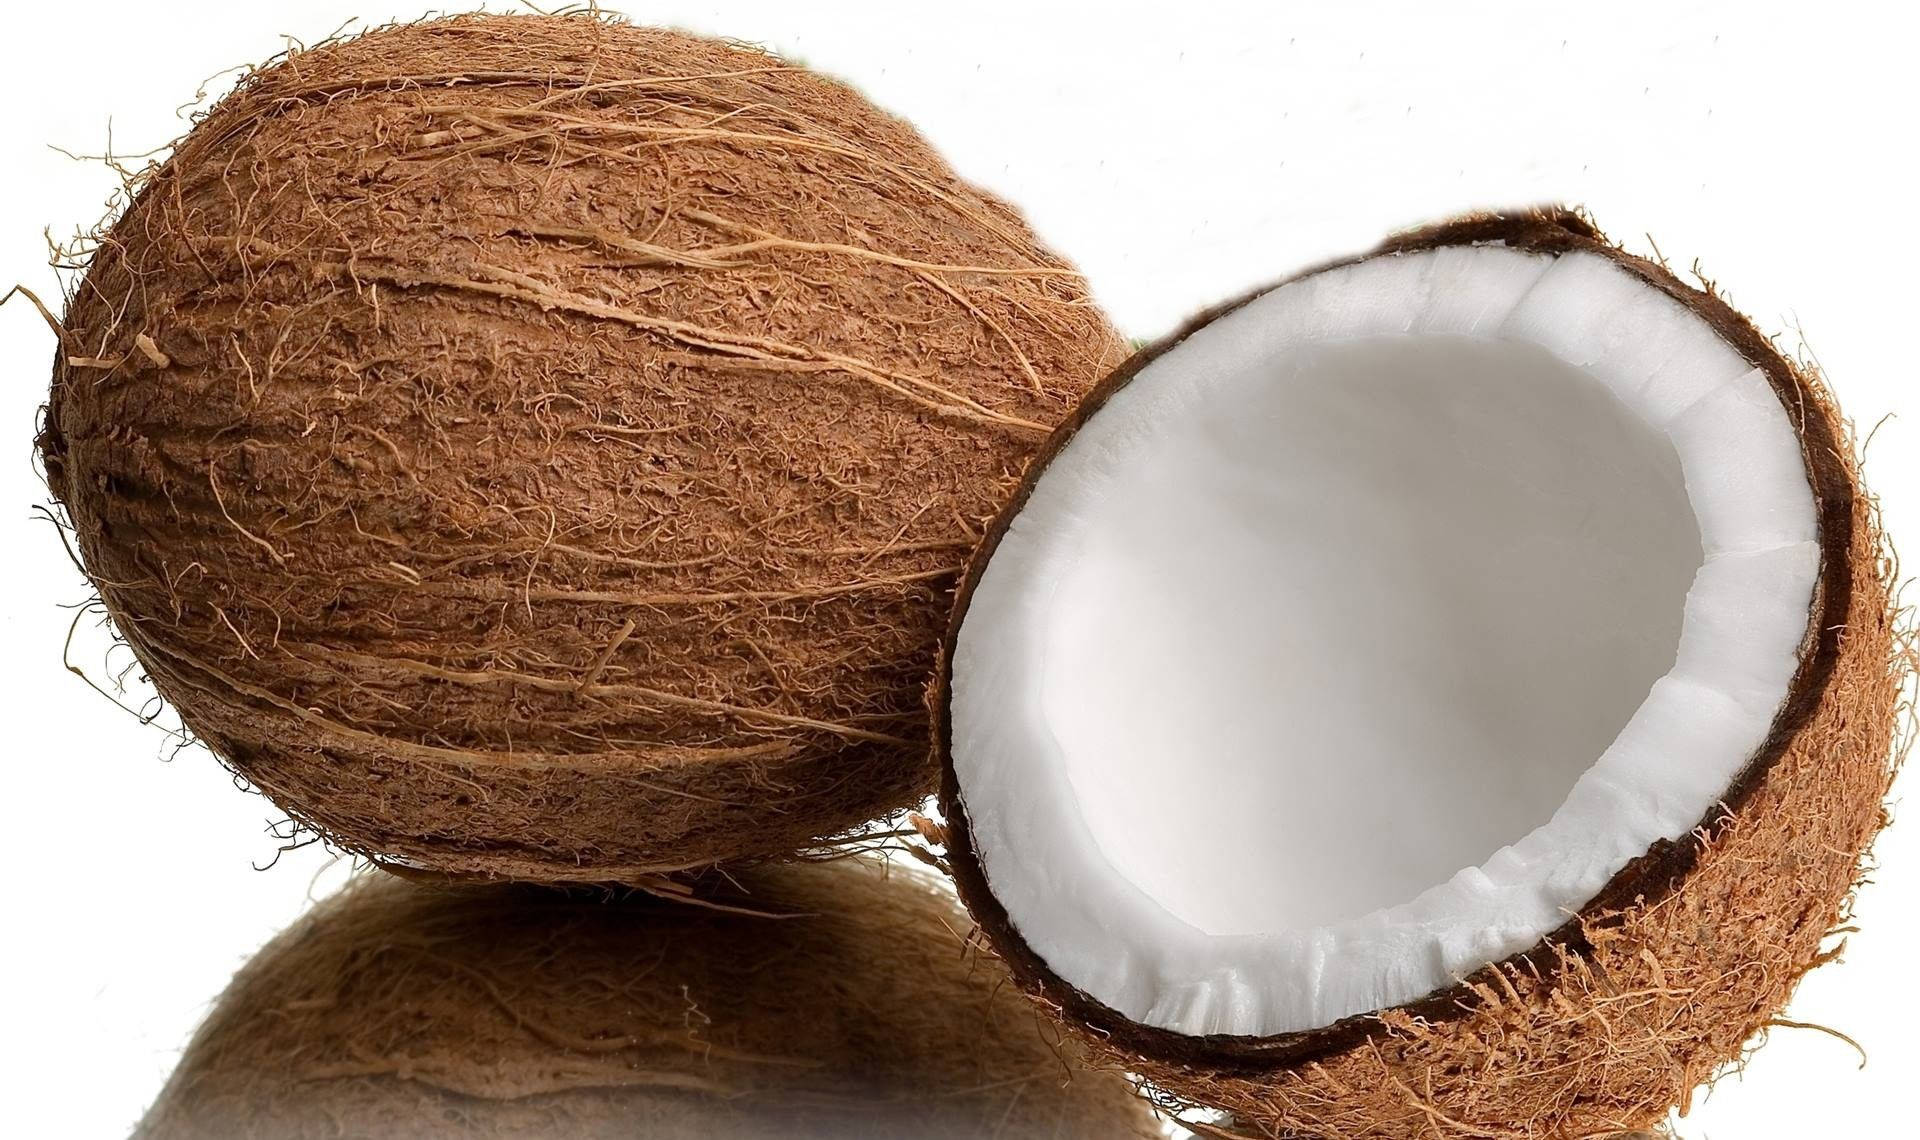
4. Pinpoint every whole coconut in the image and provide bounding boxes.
[133,857,1165,1139]
[38,13,1125,878]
